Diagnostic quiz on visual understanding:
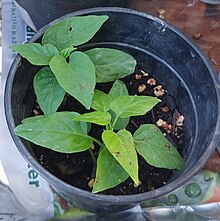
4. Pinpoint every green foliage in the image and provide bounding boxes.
[91,90,112,112]
[60,46,77,59]
[93,147,129,193]
[12,16,136,111]
[108,80,128,98]
[85,48,137,83]
[110,96,160,118]
[102,129,139,186]
[15,112,93,153]
[134,124,184,169]
[73,111,111,126]
[11,43,59,65]
[108,80,130,130]
[42,15,109,50]
[49,52,96,109]
[34,67,65,116]
[13,15,185,194]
